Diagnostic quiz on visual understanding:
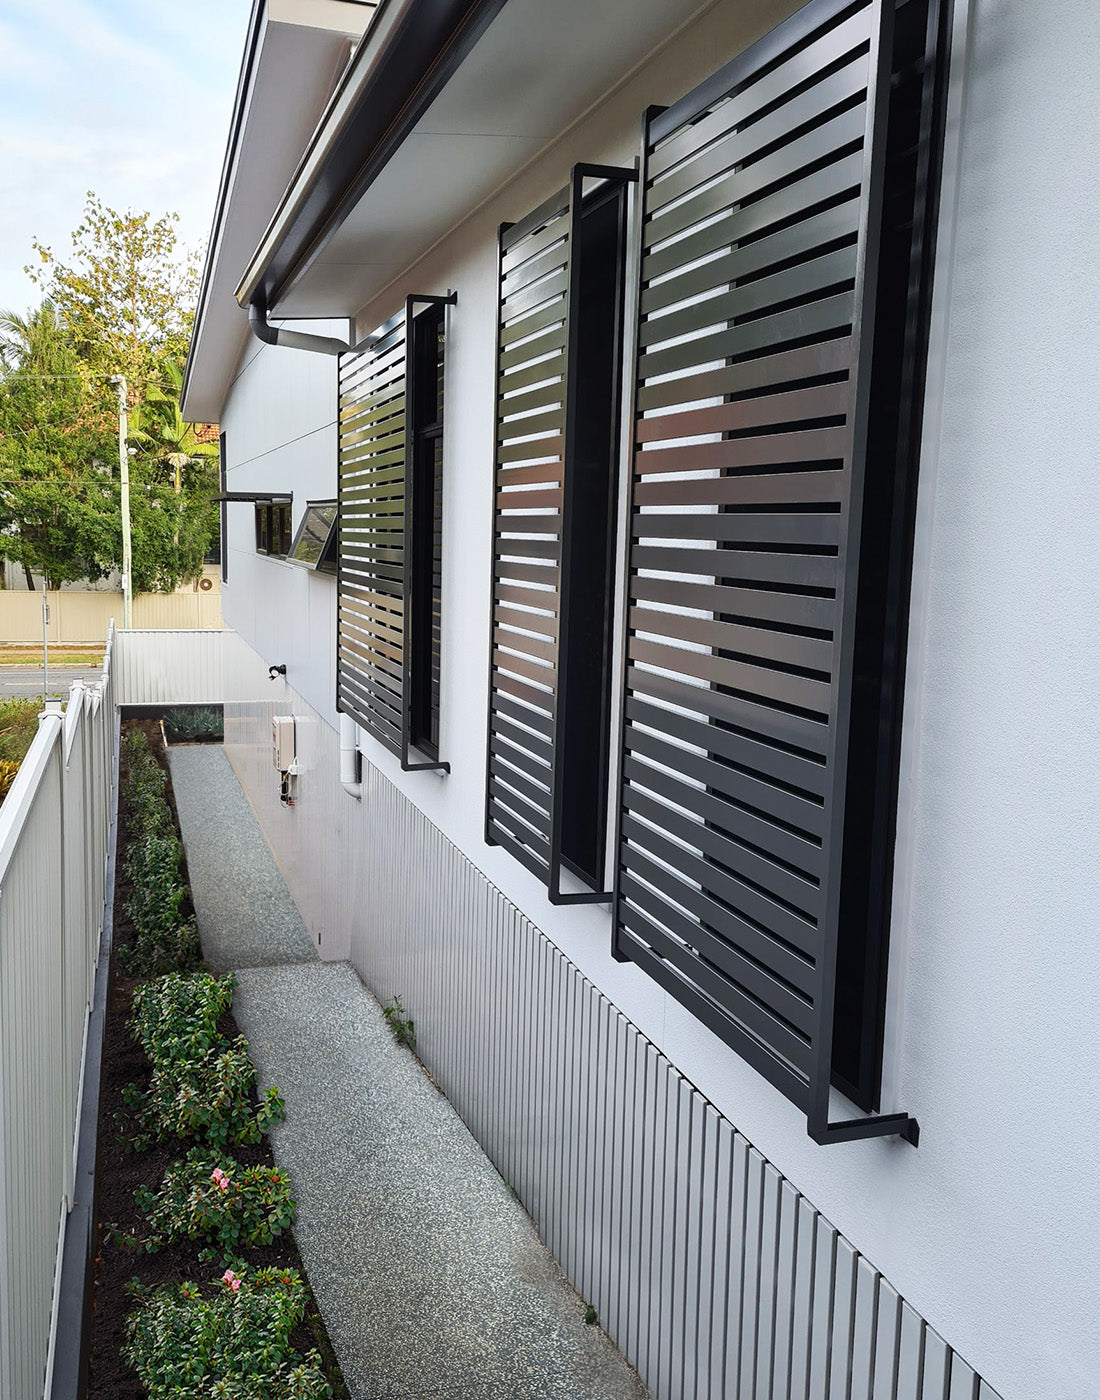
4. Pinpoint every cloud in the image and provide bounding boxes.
[0,0,249,313]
